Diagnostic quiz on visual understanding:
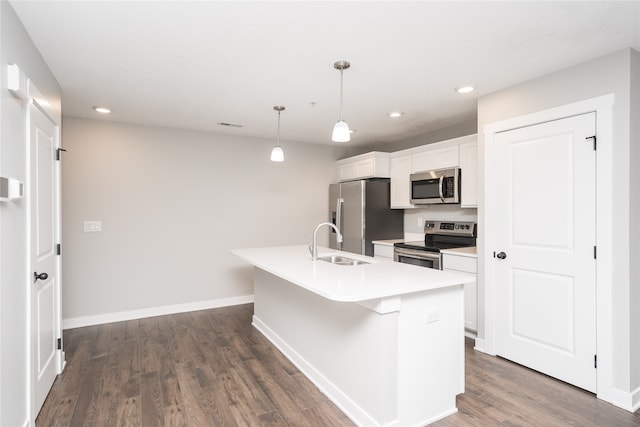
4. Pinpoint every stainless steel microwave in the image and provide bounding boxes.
[410,167,460,204]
